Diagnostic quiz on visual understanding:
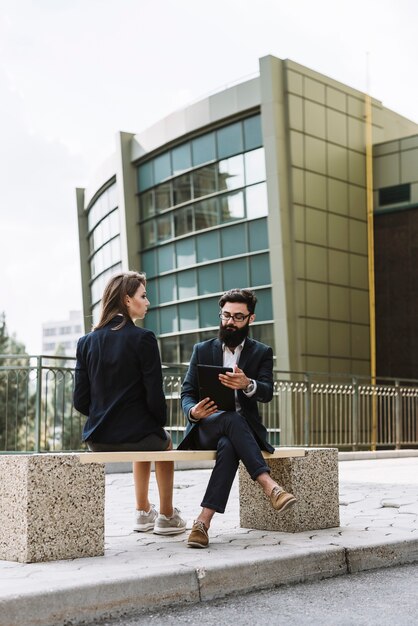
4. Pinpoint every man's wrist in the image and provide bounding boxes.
[189,407,200,423]
[244,379,255,393]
